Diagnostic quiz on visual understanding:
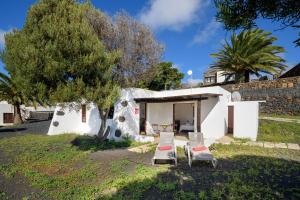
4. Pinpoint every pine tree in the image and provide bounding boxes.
[3,0,120,139]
